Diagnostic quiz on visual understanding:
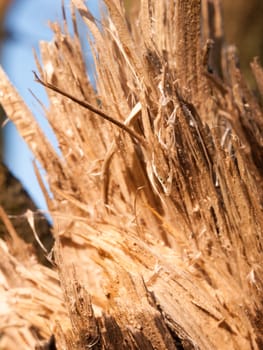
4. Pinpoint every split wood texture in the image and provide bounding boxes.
[0,1,263,349]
